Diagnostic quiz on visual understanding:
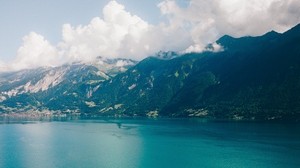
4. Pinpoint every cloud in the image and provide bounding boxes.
[158,0,300,53]
[58,0,193,62]
[11,32,61,71]
[58,0,300,58]
[5,0,300,71]
[59,1,151,61]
